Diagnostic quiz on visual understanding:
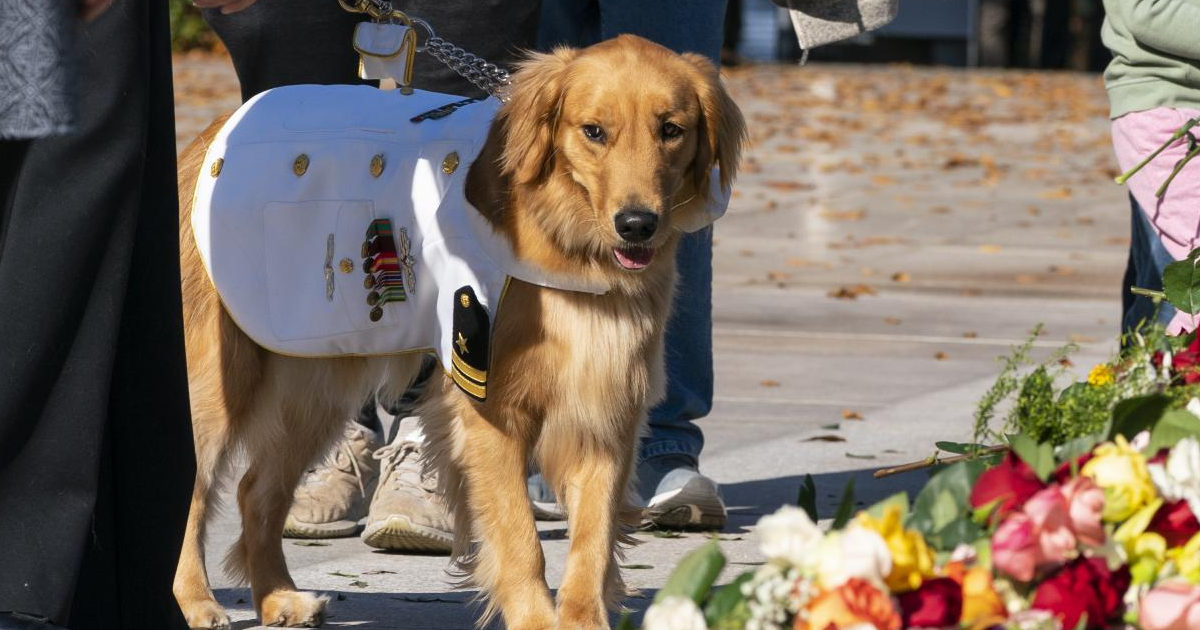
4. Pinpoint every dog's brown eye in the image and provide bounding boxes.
[582,124,606,143]
[661,122,684,140]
